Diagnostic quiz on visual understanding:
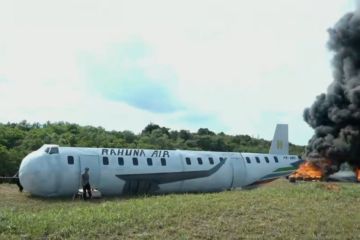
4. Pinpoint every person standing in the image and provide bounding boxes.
[14,171,23,192]
[81,168,92,200]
